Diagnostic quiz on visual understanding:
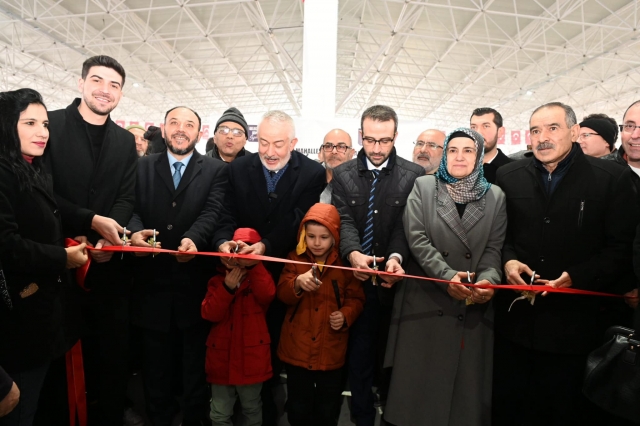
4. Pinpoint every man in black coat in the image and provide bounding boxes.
[331,105,424,426]
[493,102,639,425]
[470,107,513,184]
[214,110,325,426]
[127,106,228,426]
[40,55,137,426]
